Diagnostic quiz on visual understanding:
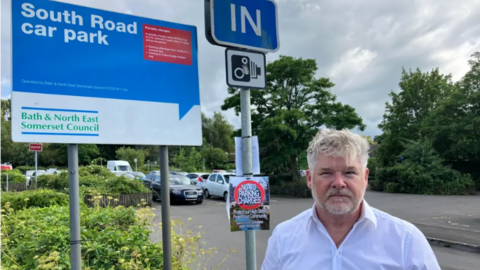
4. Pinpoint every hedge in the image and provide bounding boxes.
[370,162,474,195]
[36,167,151,196]
[1,205,162,269]
[269,176,312,198]
[1,190,69,211]
[1,169,26,184]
